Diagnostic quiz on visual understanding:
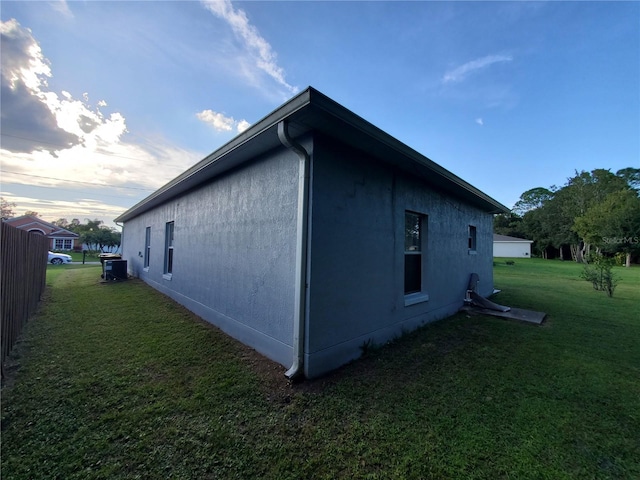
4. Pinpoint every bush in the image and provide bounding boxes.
[581,253,618,297]
[614,252,627,267]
